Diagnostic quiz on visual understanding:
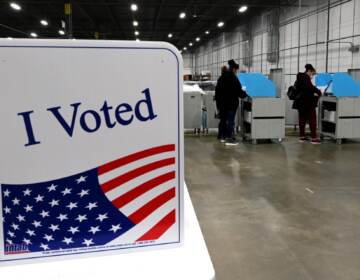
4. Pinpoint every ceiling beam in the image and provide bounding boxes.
[104,0,126,39]
[166,0,195,43]
[151,0,164,40]
[0,1,309,8]
[175,0,223,48]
